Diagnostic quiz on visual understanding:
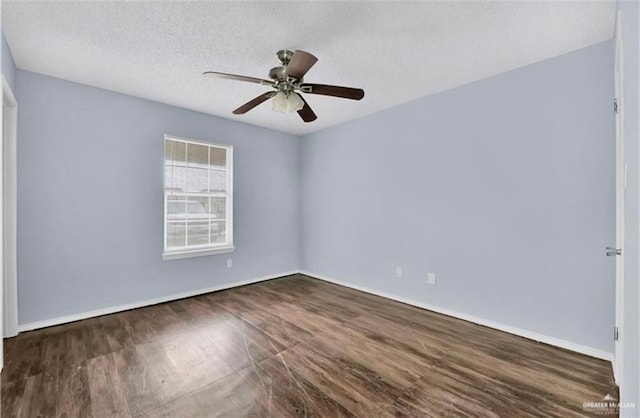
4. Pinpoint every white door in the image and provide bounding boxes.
[613,11,625,382]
